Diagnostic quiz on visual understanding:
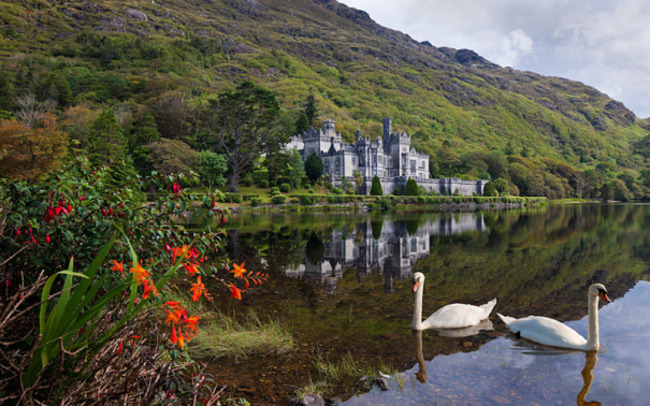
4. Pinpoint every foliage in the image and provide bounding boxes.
[483,181,498,196]
[305,152,323,185]
[87,109,127,165]
[404,178,420,196]
[207,81,283,192]
[370,175,383,196]
[146,138,199,175]
[0,113,67,181]
[196,150,227,187]
[303,91,319,125]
